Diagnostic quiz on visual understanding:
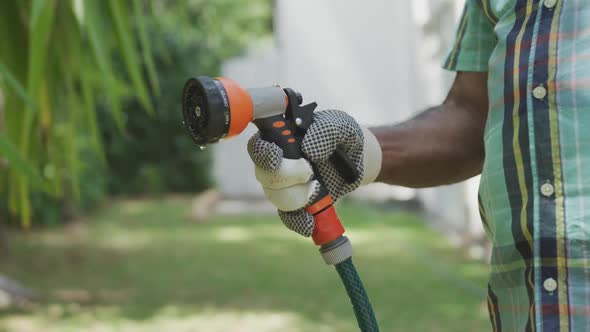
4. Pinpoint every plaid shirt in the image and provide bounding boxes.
[444,0,590,331]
